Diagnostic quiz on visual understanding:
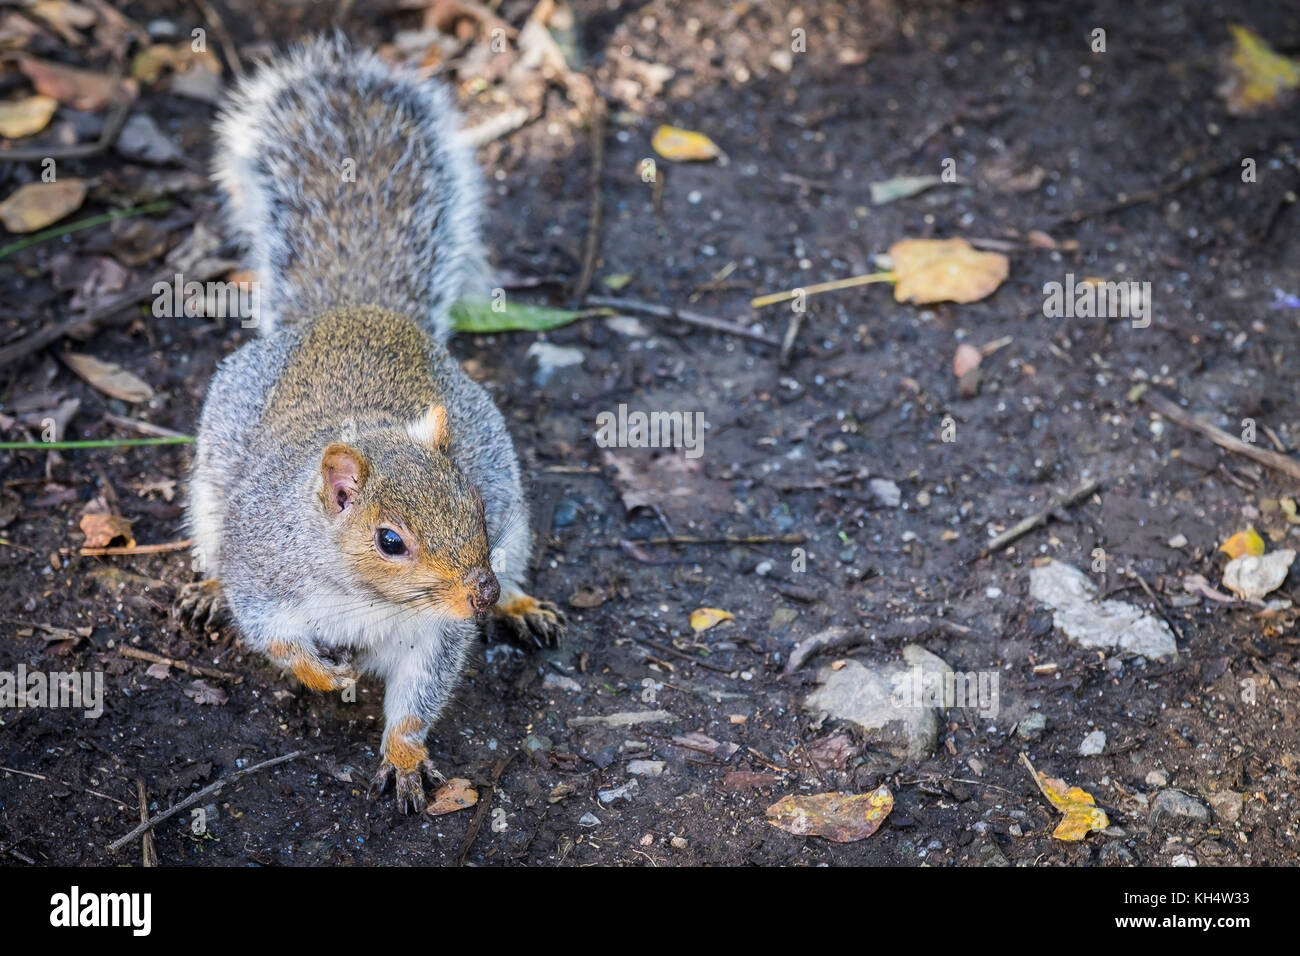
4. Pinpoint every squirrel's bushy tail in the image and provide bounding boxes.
[212,35,485,339]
